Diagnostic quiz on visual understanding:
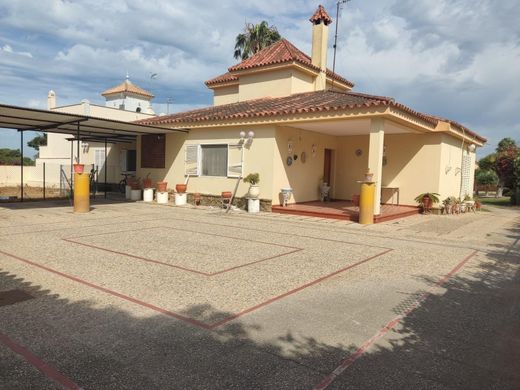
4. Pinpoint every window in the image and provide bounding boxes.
[184,144,243,178]
[201,145,227,176]
[141,135,165,168]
